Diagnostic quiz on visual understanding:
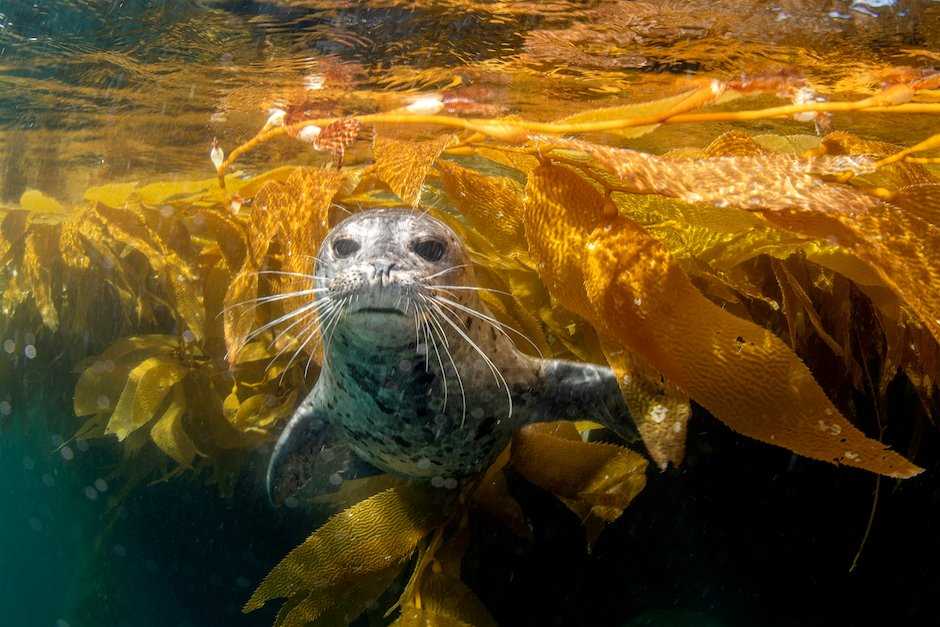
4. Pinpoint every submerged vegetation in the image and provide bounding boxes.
[2,35,940,623]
